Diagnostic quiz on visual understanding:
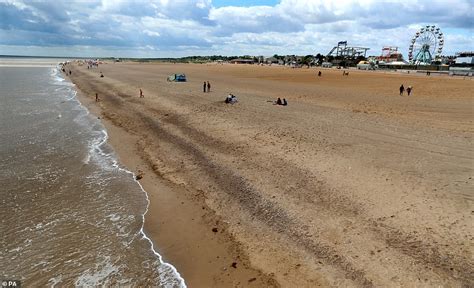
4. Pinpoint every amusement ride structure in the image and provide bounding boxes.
[408,25,444,65]
[327,41,370,58]
[378,46,403,63]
